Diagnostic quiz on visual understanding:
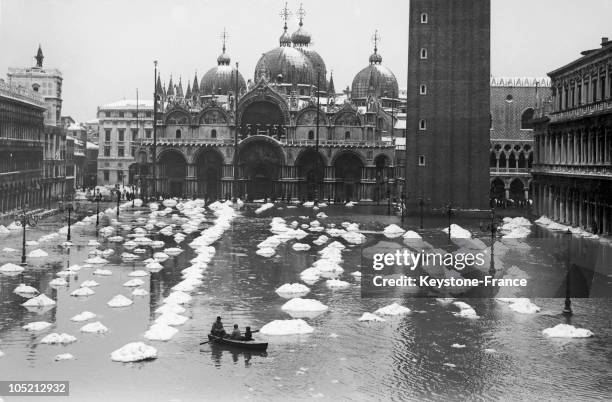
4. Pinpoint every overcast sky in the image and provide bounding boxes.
[1,0,610,122]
